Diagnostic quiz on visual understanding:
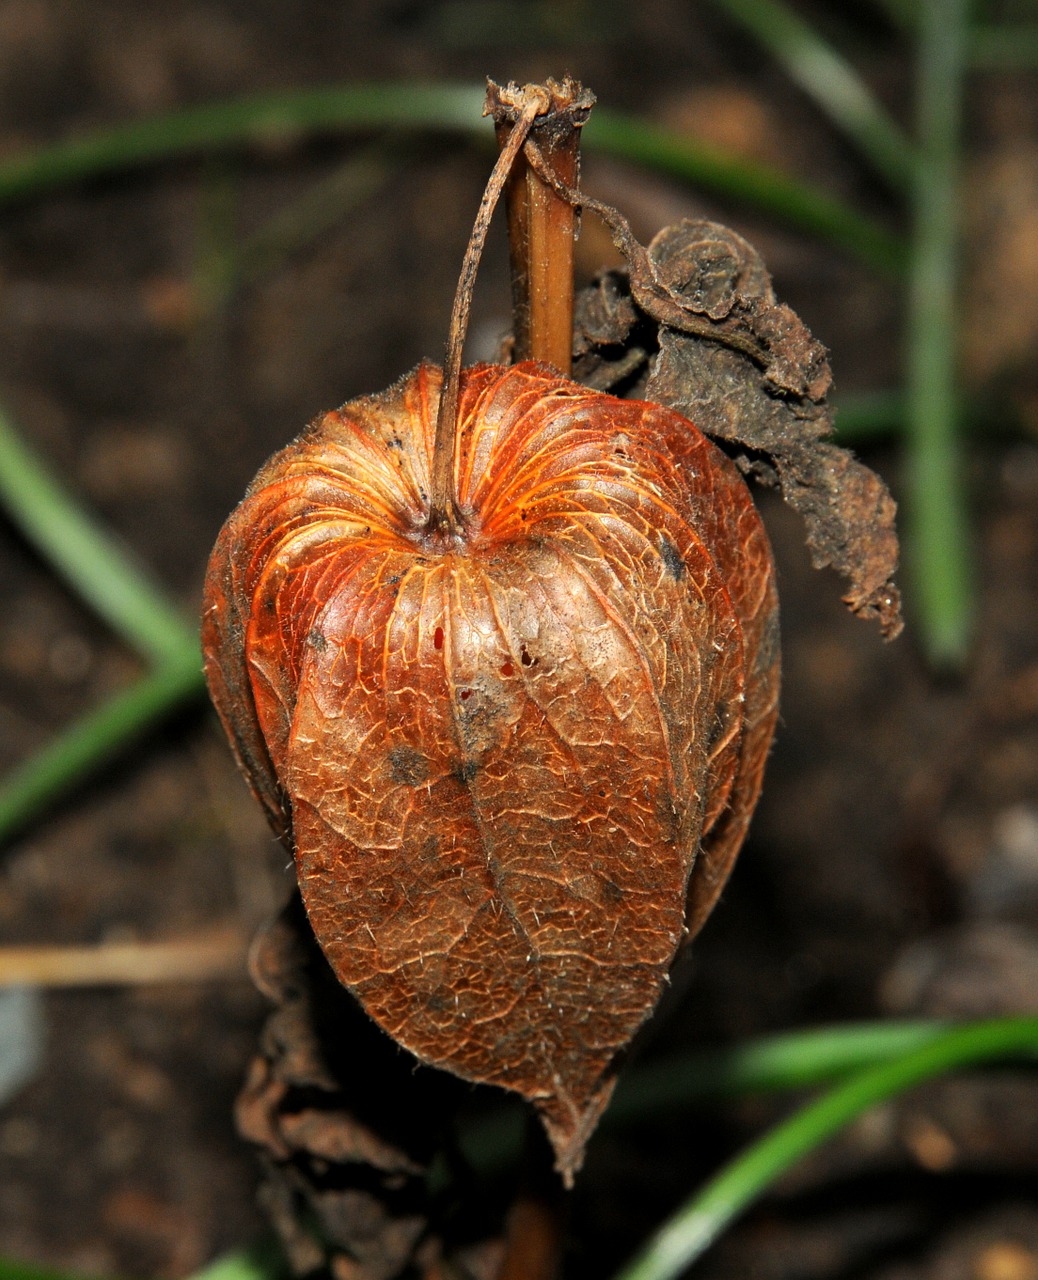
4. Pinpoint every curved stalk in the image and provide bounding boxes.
[427,89,545,534]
